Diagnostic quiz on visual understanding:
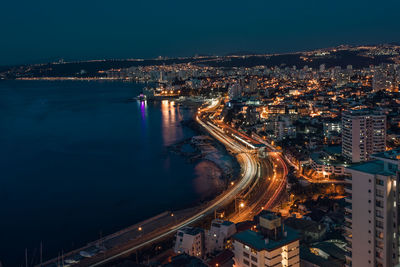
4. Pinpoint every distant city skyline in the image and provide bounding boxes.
[1,0,400,66]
